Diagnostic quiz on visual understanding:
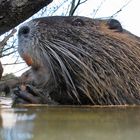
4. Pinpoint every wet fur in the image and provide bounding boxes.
[18,16,140,105]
